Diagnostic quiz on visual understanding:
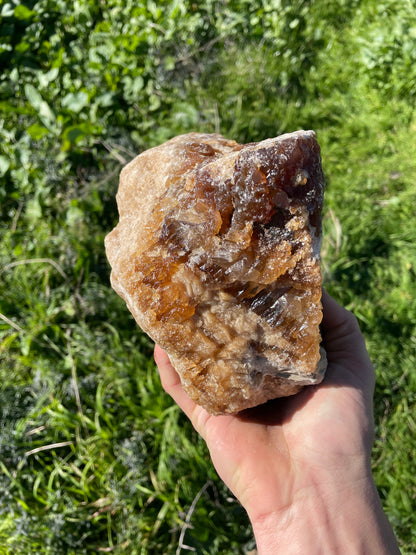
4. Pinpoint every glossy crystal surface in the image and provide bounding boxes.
[105,131,327,414]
